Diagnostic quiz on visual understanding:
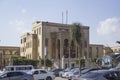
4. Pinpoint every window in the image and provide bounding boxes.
[96,47,99,58]
[84,41,87,48]
[34,71,39,74]
[45,38,48,47]
[14,72,24,76]
[21,39,22,43]
[11,67,14,71]
[40,70,47,74]
[24,38,26,42]
[37,28,39,34]
[34,30,36,34]
[39,27,41,35]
